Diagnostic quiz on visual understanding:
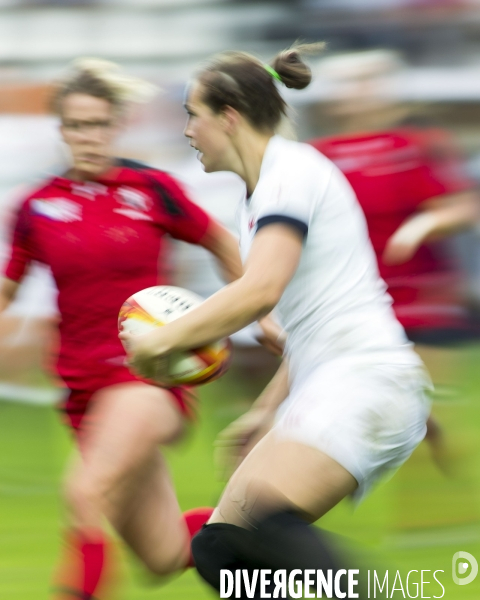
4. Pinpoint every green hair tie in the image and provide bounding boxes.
[263,64,282,83]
